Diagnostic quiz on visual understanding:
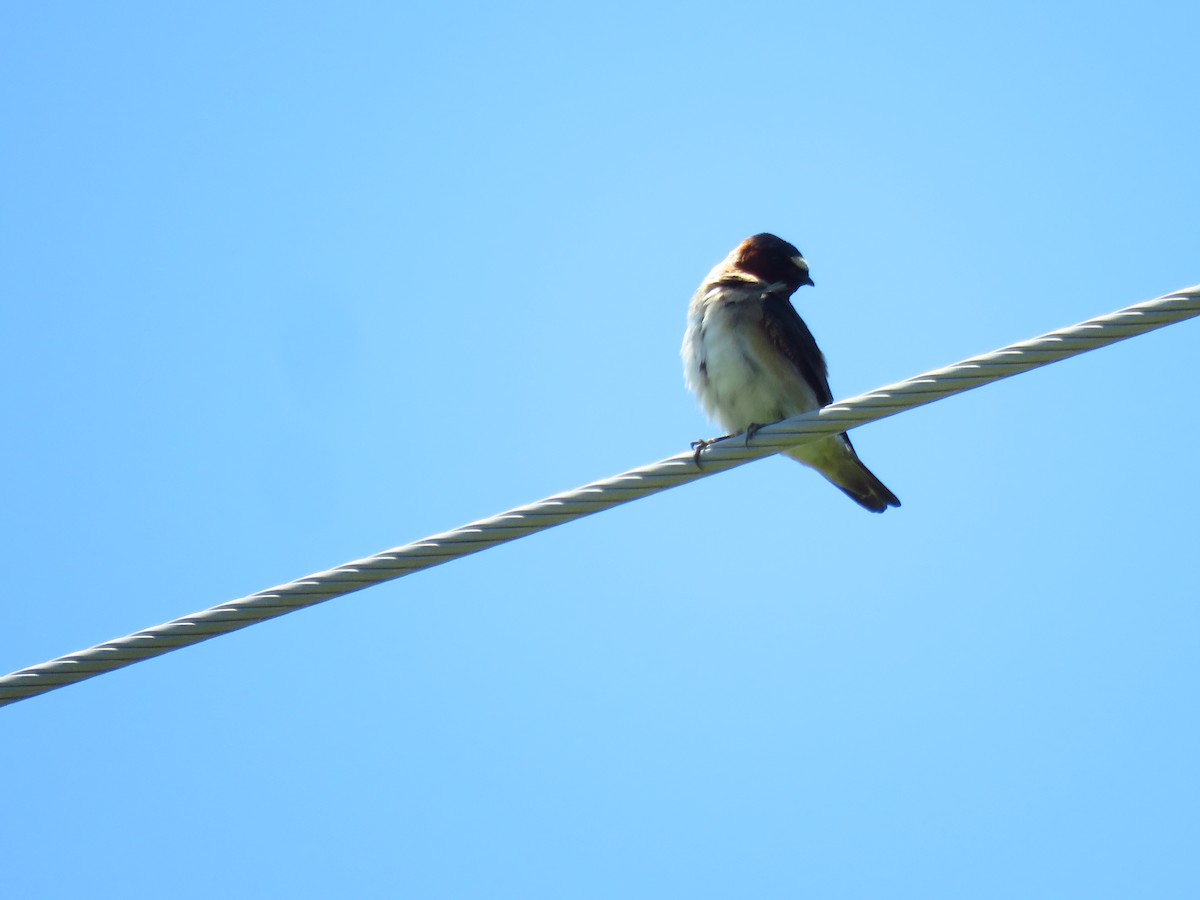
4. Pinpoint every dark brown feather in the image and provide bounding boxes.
[759,292,833,407]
